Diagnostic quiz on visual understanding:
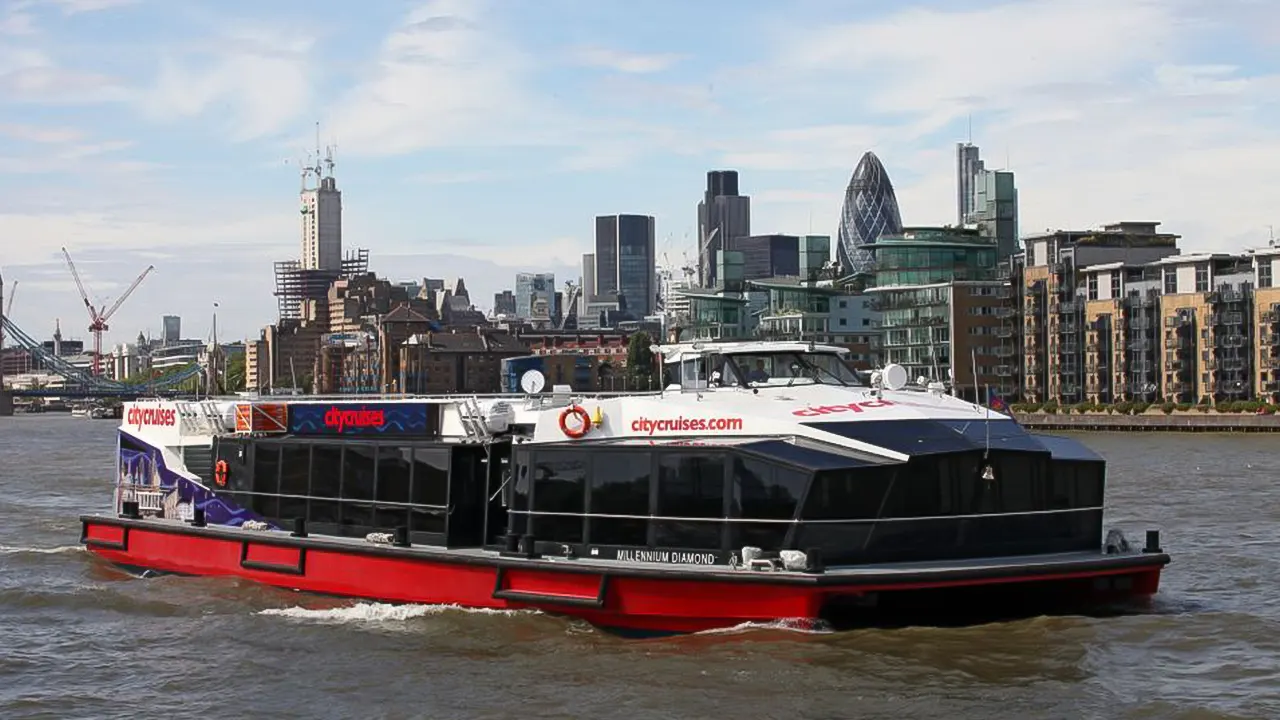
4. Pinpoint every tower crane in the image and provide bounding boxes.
[61,247,154,377]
